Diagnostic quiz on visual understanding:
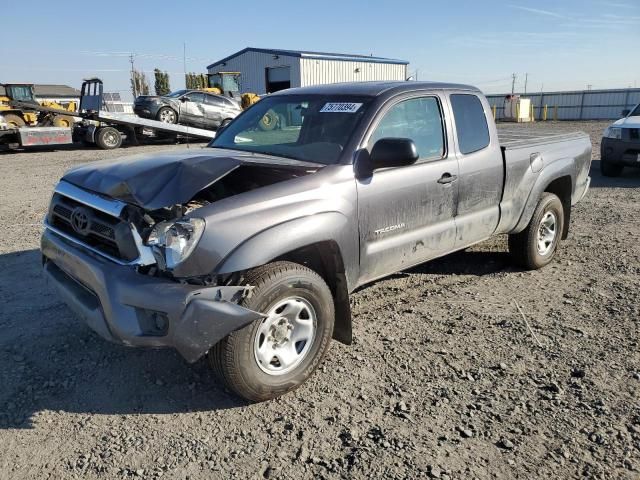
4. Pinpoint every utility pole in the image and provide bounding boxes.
[524,73,528,95]
[587,84,592,91]
[183,42,187,88]
[511,73,517,95]
[129,53,137,99]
